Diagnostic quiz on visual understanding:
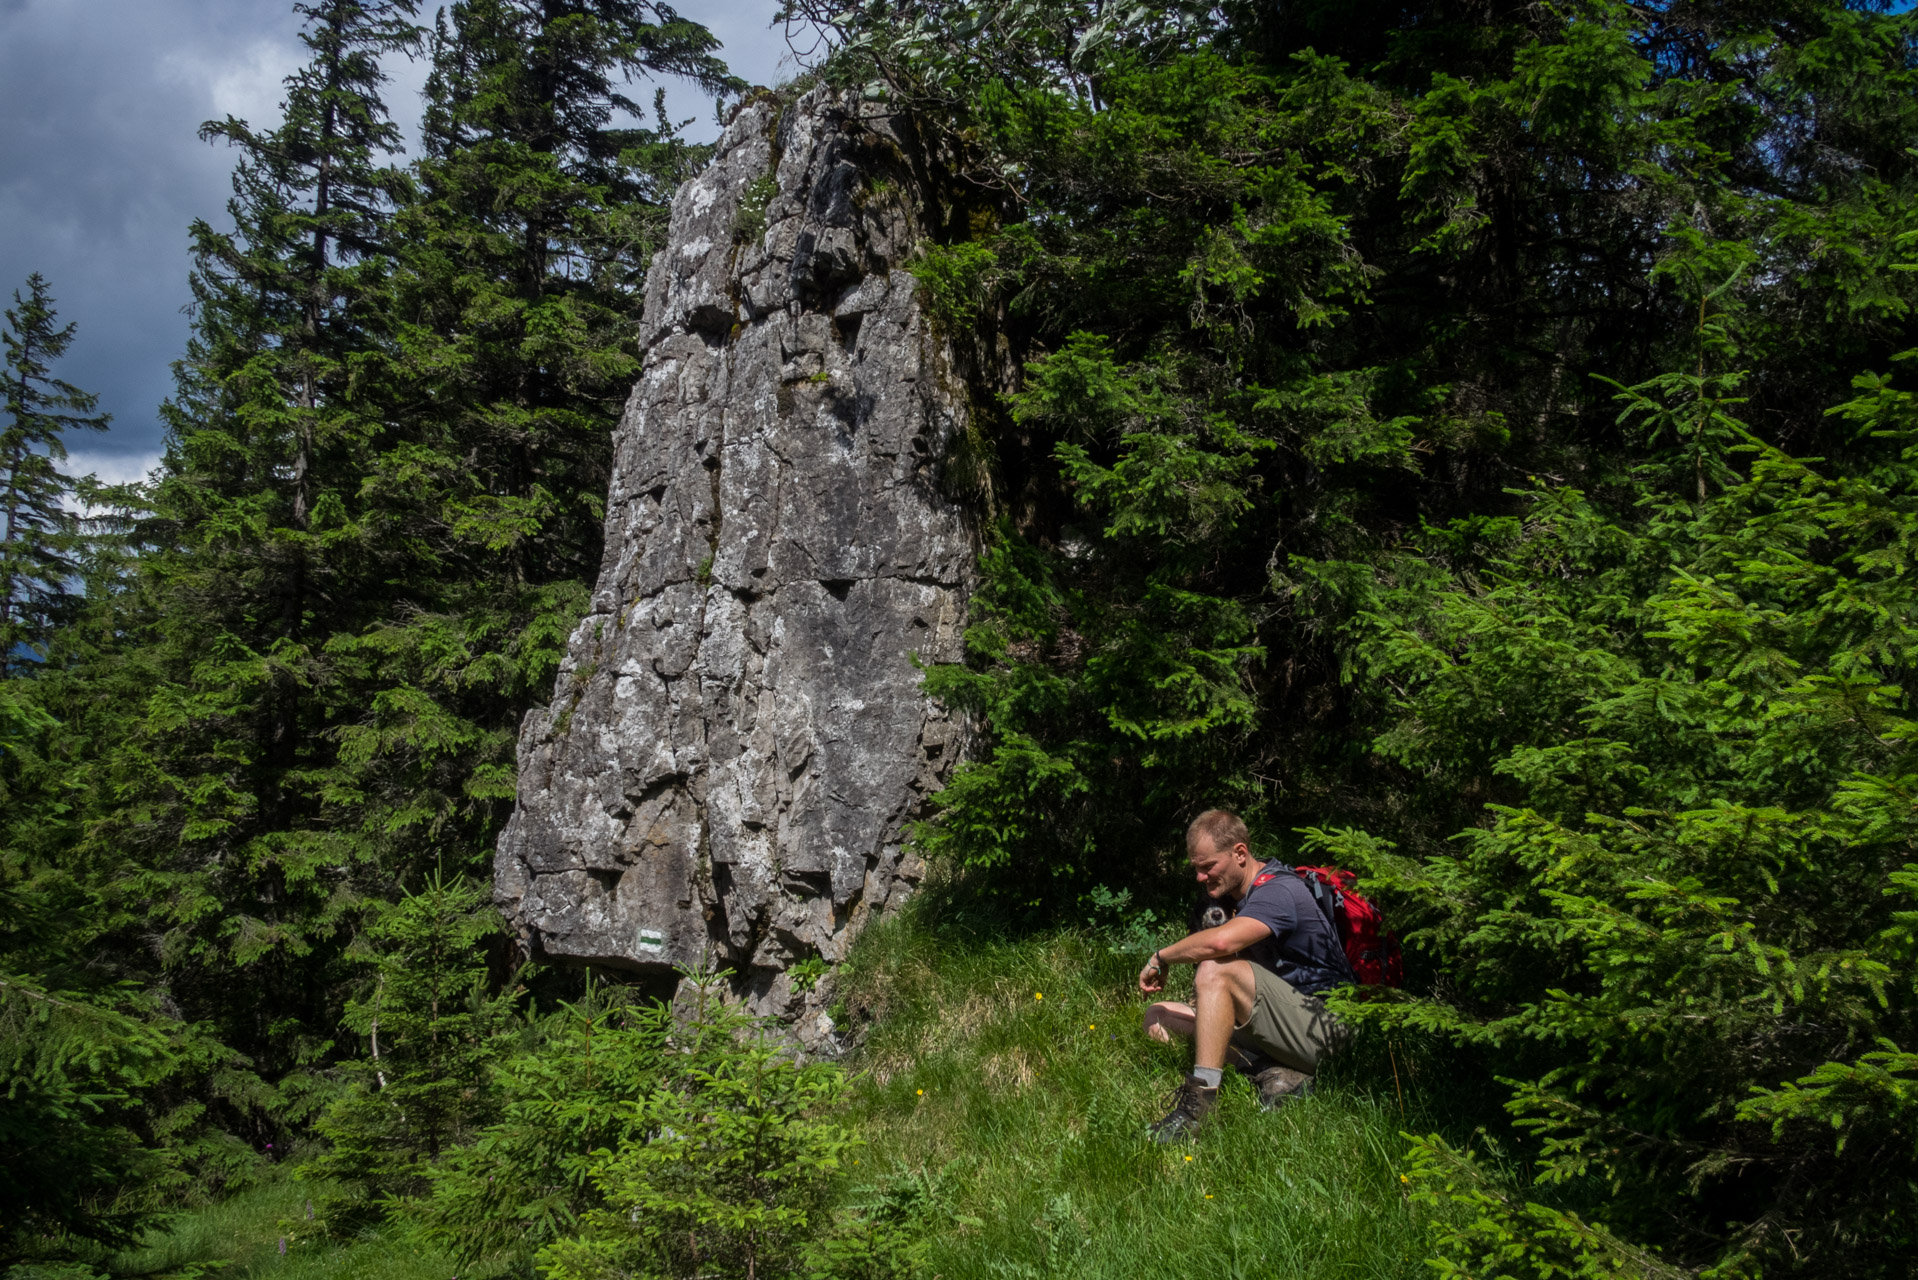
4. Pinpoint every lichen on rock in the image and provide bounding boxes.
[494,88,976,1045]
